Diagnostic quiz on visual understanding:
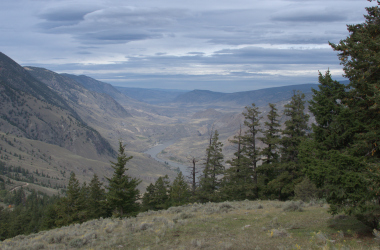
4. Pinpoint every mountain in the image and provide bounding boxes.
[115,86,189,104]
[61,74,129,103]
[0,53,77,119]
[0,52,177,194]
[172,84,319,107]
[0,53,114,158]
